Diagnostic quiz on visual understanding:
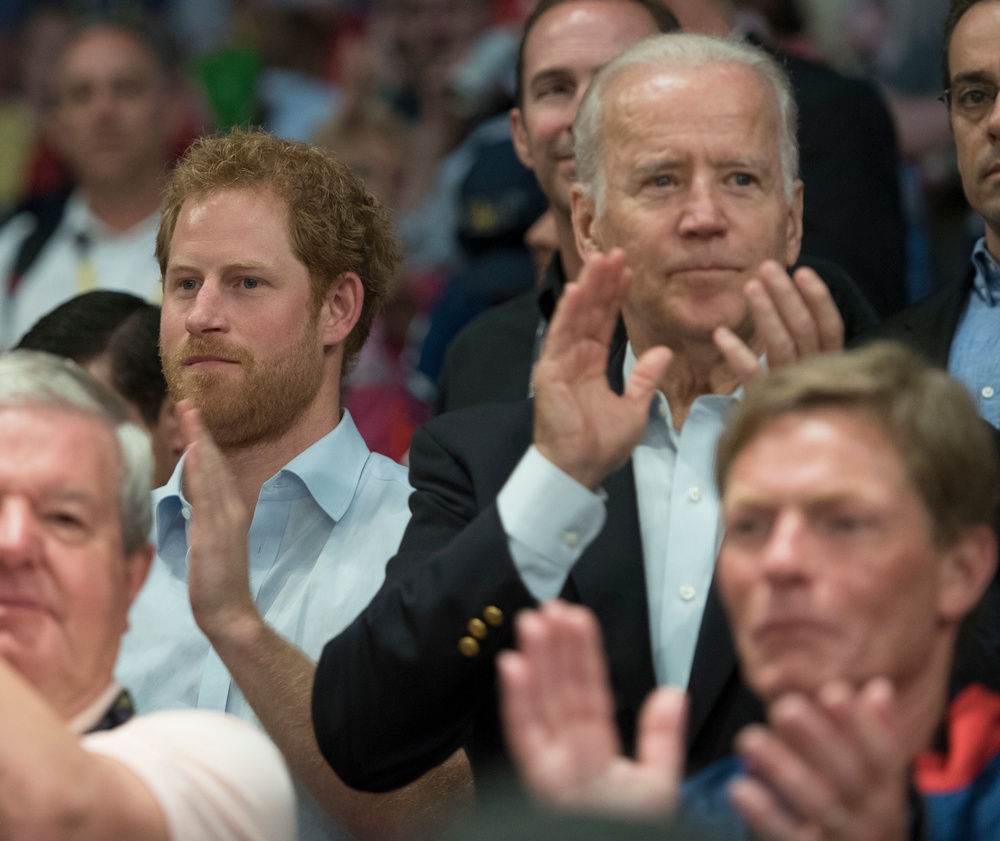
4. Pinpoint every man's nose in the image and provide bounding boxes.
[184,281,228,335]
[0,498,40,567]
[678,179,726,237]
[760,510,809,580]
[987,92,1000,141]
